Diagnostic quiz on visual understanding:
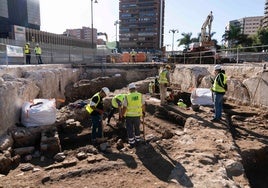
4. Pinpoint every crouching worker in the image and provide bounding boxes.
[107,93,126,126]
[122,83,146,148]
[86,87,110,144]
